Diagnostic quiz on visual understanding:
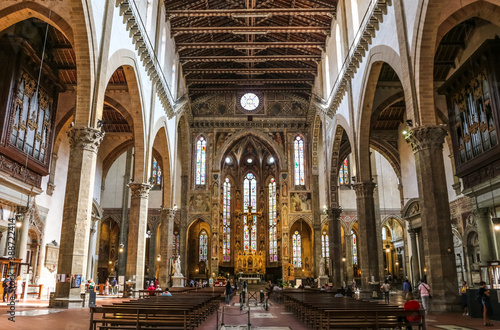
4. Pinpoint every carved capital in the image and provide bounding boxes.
[67,127,105,153]
[353,181,376,198]
[46,182,56,196]
[405,125,447,153]
[161,208,178,222]
[327,207,342,220]
[128,183,152,199]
